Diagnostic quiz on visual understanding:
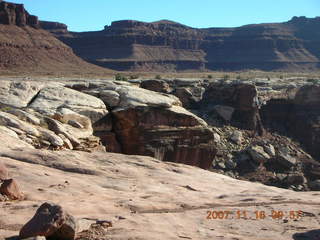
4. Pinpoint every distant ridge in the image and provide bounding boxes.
[0,1,110,75]
[48,16,320,72]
